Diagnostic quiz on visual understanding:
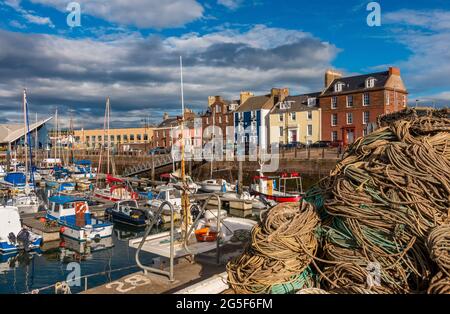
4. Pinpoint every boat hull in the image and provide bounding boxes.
[251,190,301,203]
